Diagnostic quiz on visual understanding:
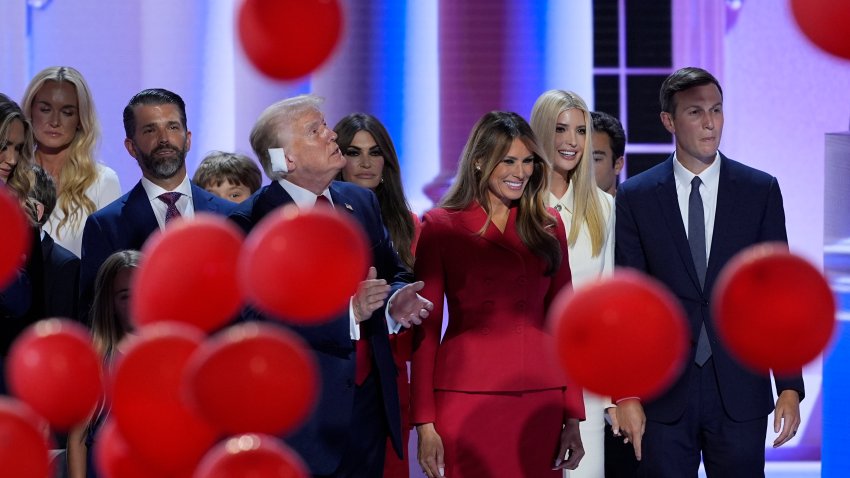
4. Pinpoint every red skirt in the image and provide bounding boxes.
[434,388,565,478]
